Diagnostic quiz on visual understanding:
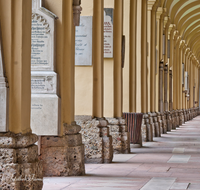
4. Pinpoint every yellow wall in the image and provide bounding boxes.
[75,0,116,117]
